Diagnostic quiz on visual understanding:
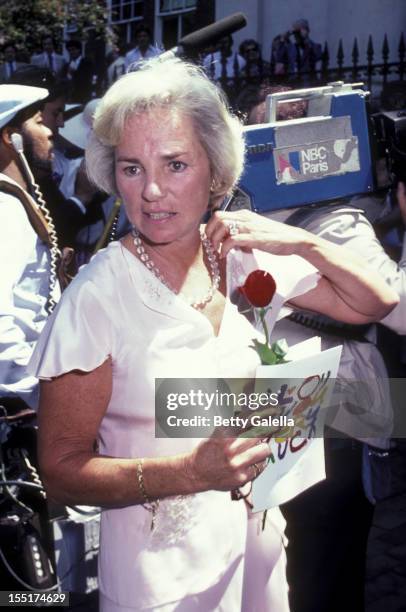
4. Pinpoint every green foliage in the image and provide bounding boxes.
[0,0,110,59]
[252,338,288,365]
